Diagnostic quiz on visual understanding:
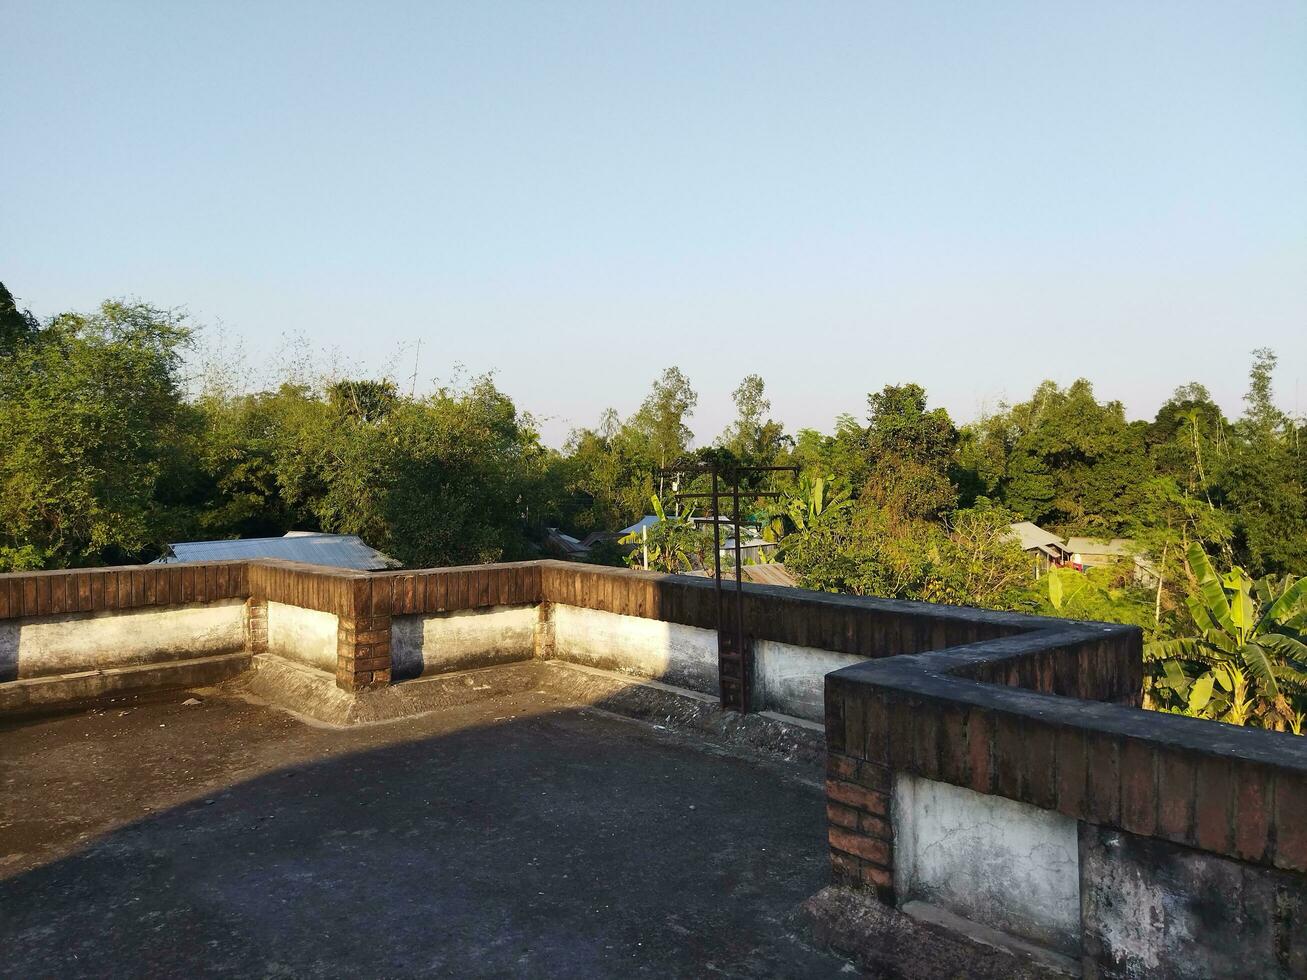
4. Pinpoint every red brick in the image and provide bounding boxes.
[1194,757,1234,855]
[371,579,393,617]
[992,712,1025,801]
[824,687,846,754]
[1273,773,1307,872]
[857,762,892,794]
[826,803,859,829]
[938,705,967,786]
[348,655,391,672]
[1024,718,1056,809]
[827,753,858,782]
[36,575,52,616]
[886,699,916,771]
[863,691,890,765]
[829,848,861,886]
[1120,739,1157,836]
[859,863,894,894]
[966,709,992,794]
[1085,731,1121,826]
[76,573,93,611]
[825,779,889,815]
[842,693,866,761]
[1156,750,1196,845]
[20,577,37,616]
[0,579,11,619]
[50,575,68,615]
[912,701,942,780]
[829,827,891,864]
[1055,725,1087,818]
[1234,765,1273,863]
[858,812,893,840]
